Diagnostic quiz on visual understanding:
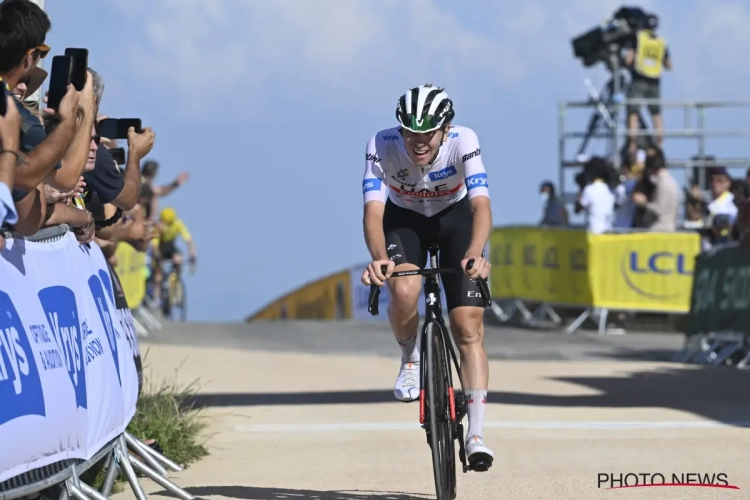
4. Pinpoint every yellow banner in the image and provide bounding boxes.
[490,227,592,306]
[248,270,352,320]
[115,241,147,309]
[490,227,701,313]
